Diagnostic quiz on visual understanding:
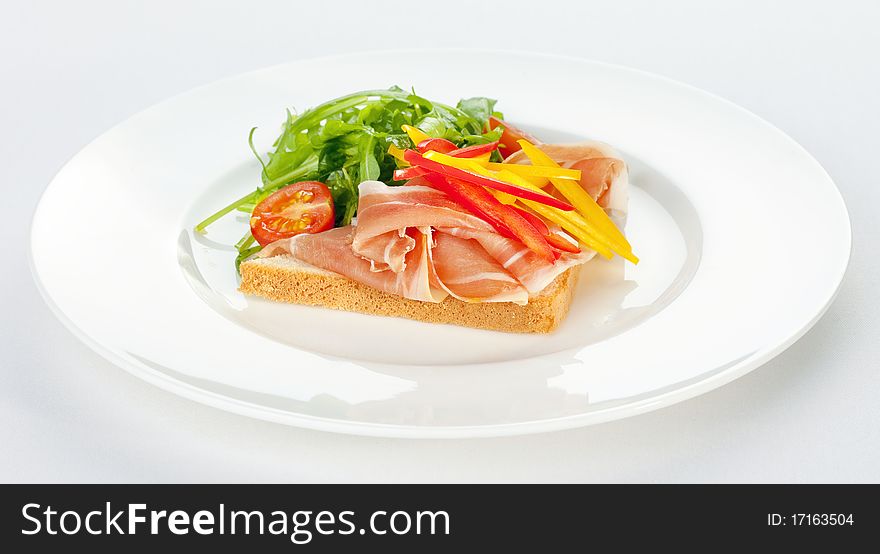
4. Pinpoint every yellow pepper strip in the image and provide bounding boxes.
[402,124,431,144]
[516,174,550,188]
[488,188,518,205]
[422,150,490,170]
[387,144,408,164]
[422,150,549,188]
[517,140,637,262]
[486,163,581,180]
[422,151,570,179]
[495,170,616,258]
[553,179,637,262]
